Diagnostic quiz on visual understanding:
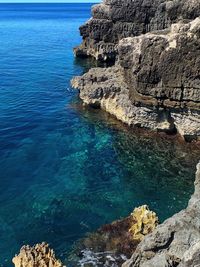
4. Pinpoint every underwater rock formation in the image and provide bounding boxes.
[71,205,158,265]
[72,14,200,140]
[122,162,200,267]
[12,242,64,267]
